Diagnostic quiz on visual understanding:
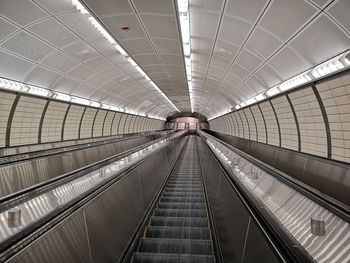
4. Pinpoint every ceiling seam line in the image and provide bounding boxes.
[201,0,273,113]
[128,0,186,111]
[209,1,336,112]
[197,0,228,113]
[226,1,335,95]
